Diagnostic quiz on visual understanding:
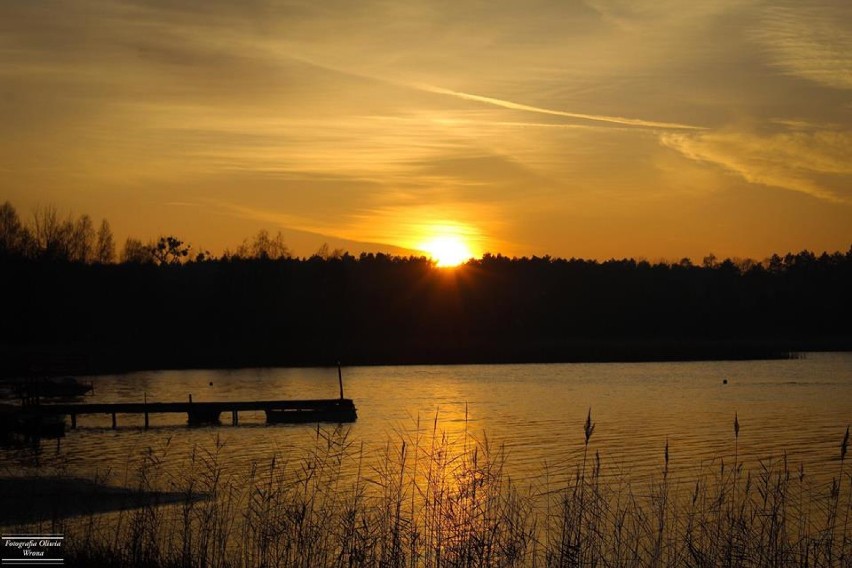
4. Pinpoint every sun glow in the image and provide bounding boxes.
[421,235,473,267]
